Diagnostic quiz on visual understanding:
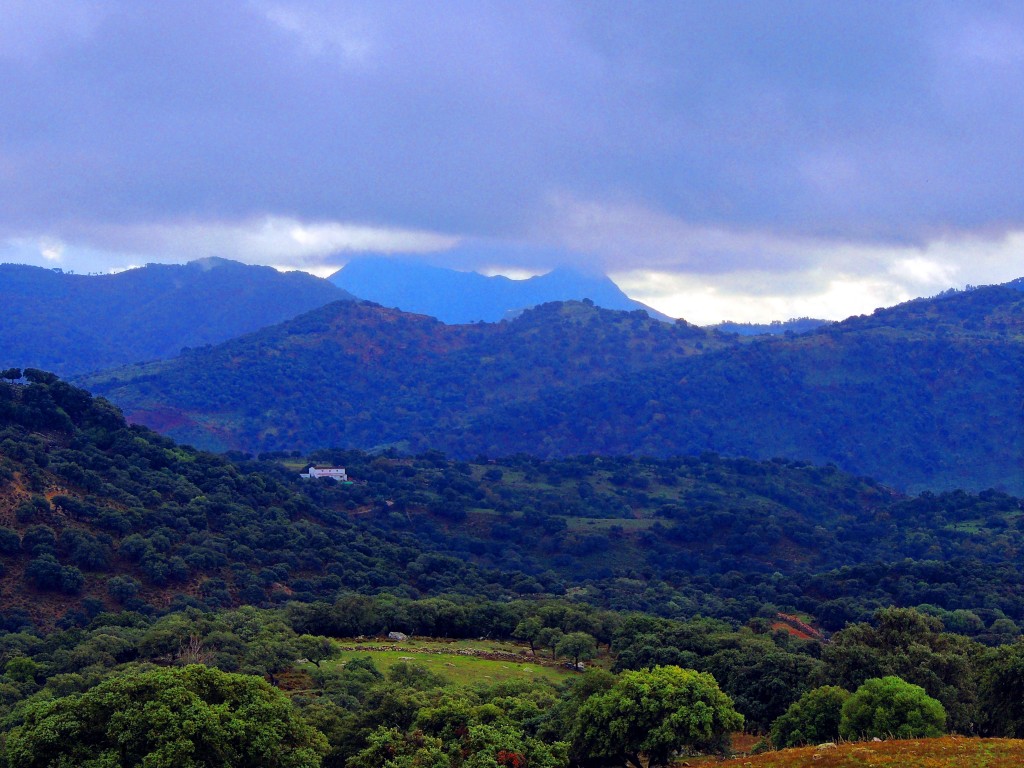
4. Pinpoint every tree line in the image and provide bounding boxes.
[0,600,1024,766]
